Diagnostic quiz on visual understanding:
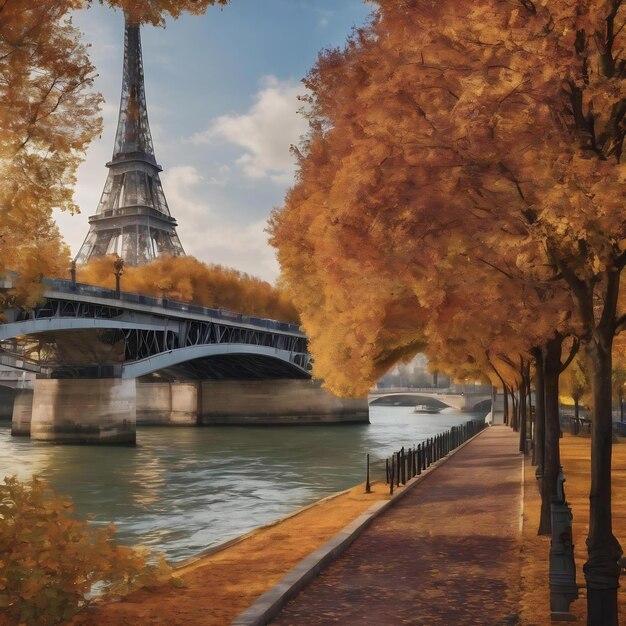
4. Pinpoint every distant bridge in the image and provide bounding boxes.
[369,387,493,412]
[0,278,311,380]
